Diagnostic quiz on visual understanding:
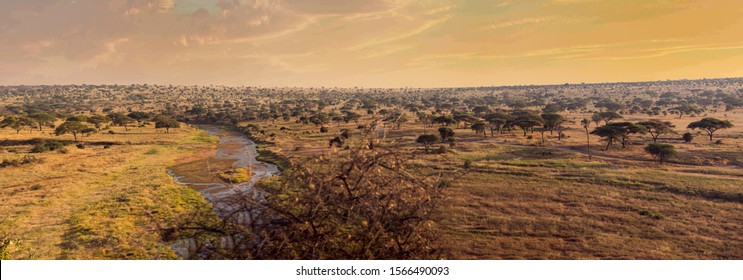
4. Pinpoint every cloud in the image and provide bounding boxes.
[1,0,742,86]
